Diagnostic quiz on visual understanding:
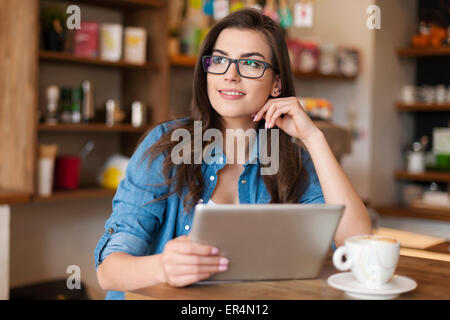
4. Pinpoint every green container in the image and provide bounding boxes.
[435,154,450,171]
